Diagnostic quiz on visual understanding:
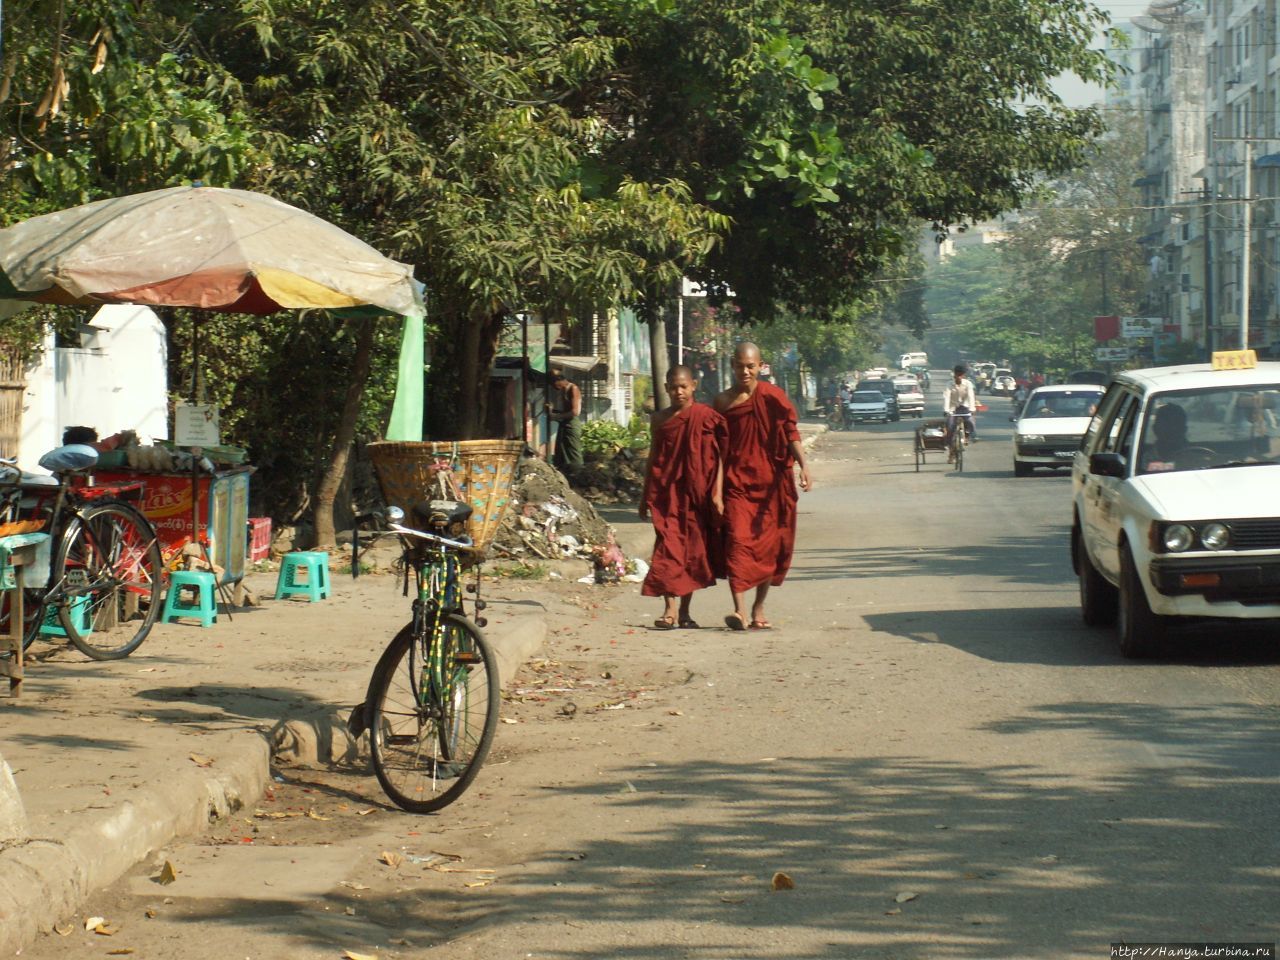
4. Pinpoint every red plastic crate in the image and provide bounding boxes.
[248,517,272,562]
